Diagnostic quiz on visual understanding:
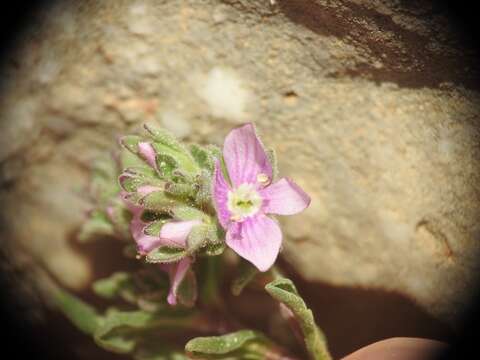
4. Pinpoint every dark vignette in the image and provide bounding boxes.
[0,1,479,359]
